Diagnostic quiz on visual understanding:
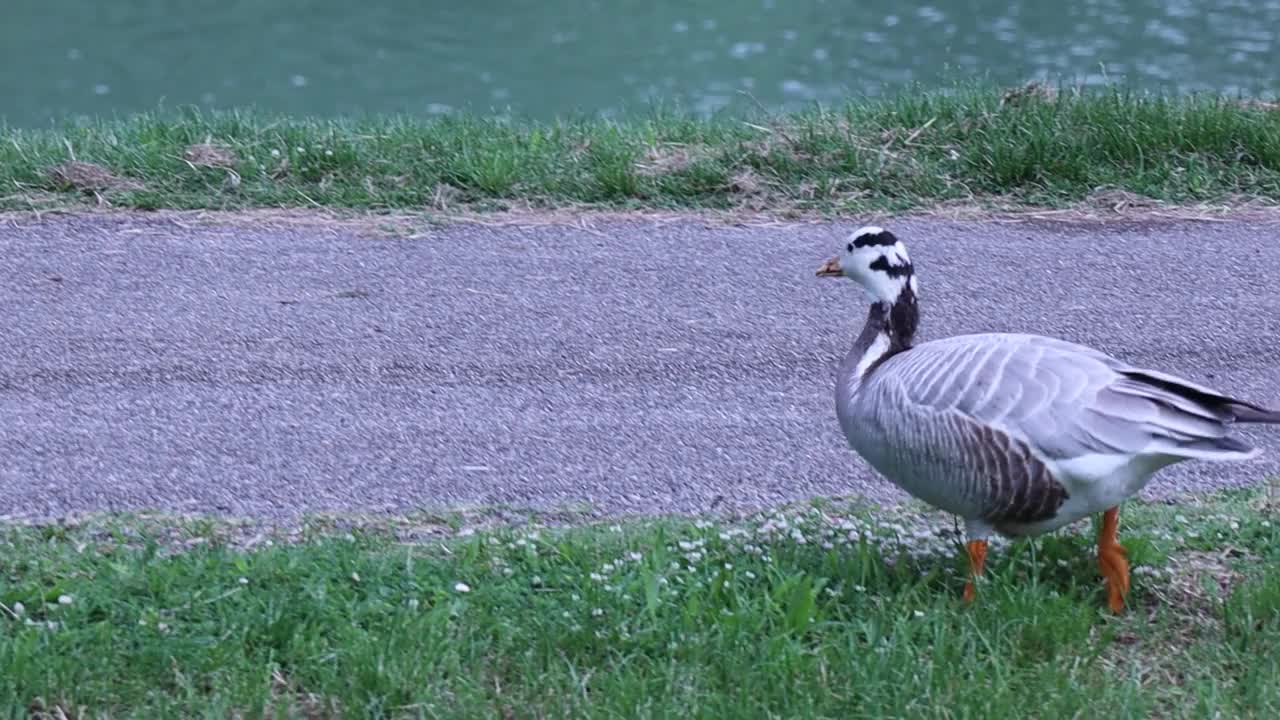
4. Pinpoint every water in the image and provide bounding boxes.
[3,0,1278,127]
